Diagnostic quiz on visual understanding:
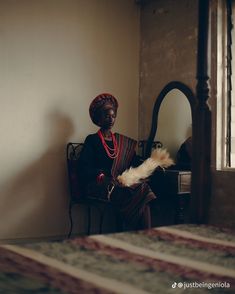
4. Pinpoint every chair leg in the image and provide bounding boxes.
[99,210,105,234]
[68,202,73,238]
[87,205,91,235]
[115,210,124,232]
[98,204,109,234]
